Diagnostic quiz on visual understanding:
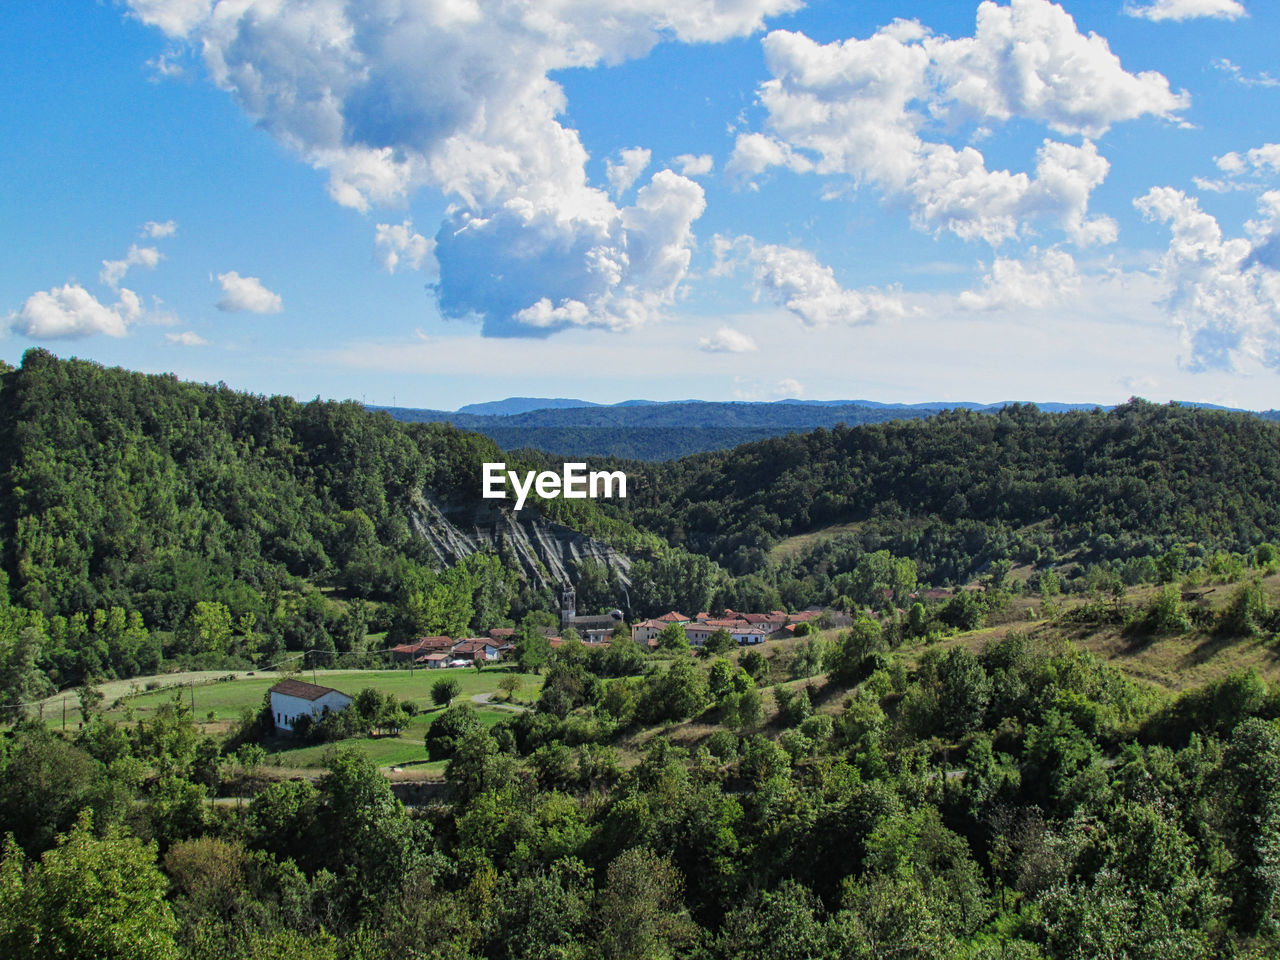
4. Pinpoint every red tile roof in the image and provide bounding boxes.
[269,679,344,701]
